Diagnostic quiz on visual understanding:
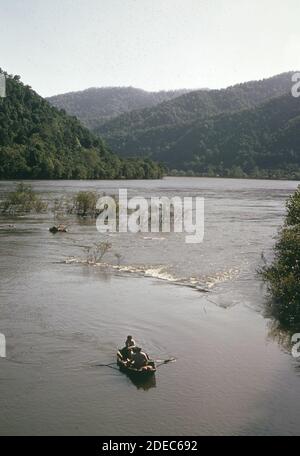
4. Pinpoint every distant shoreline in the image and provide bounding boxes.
[0,175,299,182]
